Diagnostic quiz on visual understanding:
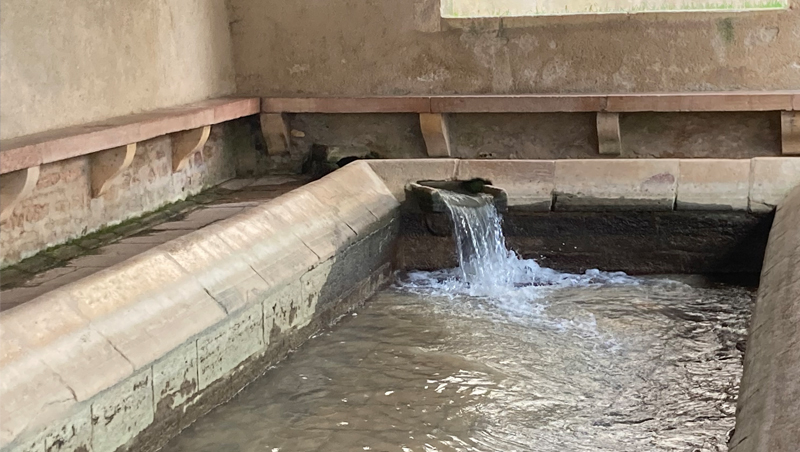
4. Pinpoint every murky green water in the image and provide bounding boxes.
[162,276,752,452]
